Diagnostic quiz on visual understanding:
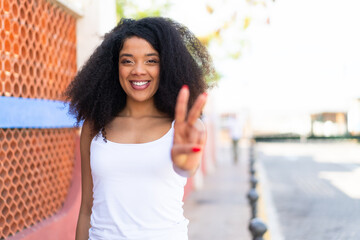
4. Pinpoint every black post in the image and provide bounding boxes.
[247,140,268,240]
[250,175,258,189]
[247,188,259,219]
[249,218,268,240]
